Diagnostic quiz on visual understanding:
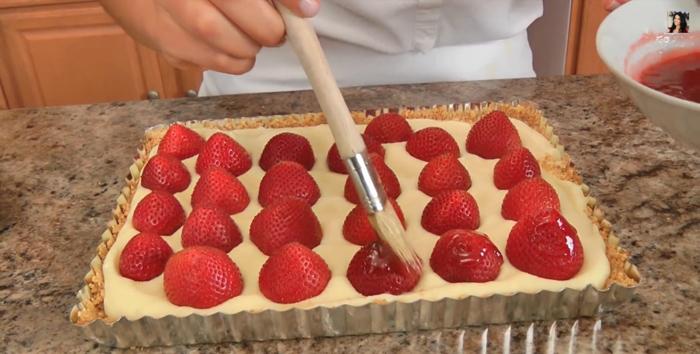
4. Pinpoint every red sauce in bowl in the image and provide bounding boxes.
[638,51,700,104]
